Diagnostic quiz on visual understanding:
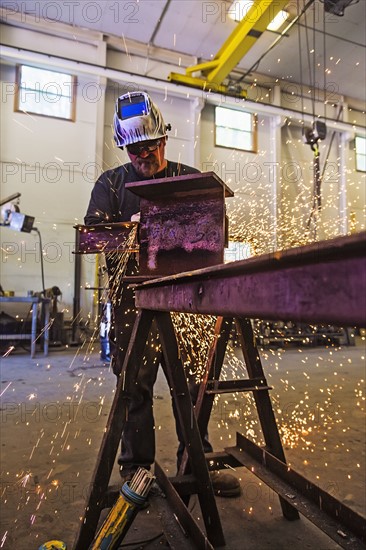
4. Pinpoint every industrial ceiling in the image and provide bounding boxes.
[0,0,365,102]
